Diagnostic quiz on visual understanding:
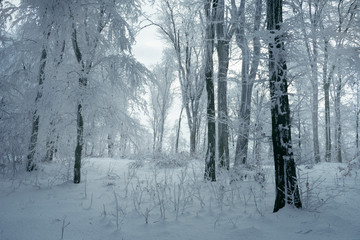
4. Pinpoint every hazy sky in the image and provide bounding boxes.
[133,5,165,68]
